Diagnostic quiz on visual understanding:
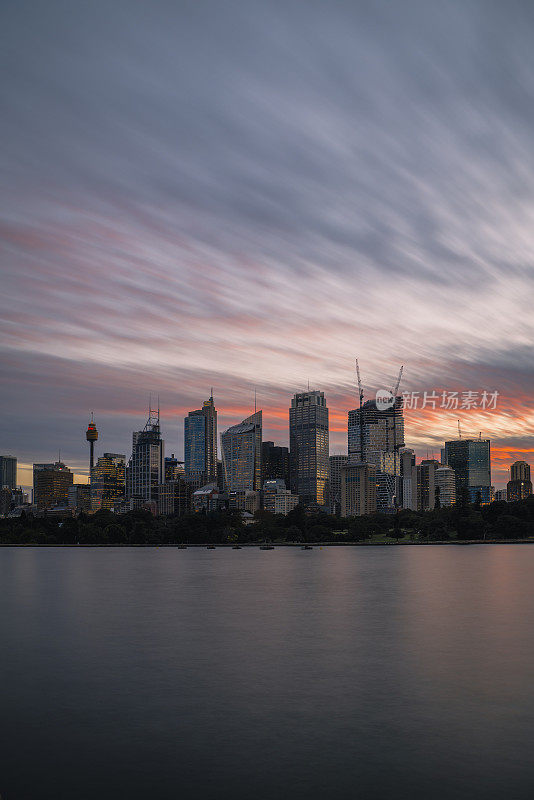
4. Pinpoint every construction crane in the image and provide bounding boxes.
[355,358,365,462]
[391,366,404,398]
